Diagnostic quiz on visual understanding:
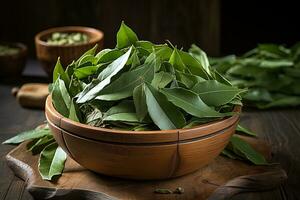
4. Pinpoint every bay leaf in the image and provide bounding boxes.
[96,60,154,101]
[3,126,51,144]
[38,142,67,180]
[144,84,186,130]
[229,135,267,165]
[192,80,245,107]
[76,47,132,103]
[161,87,223,118]
[117,21,138,49]
[52,77,71,117]
[133,84,148,121]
